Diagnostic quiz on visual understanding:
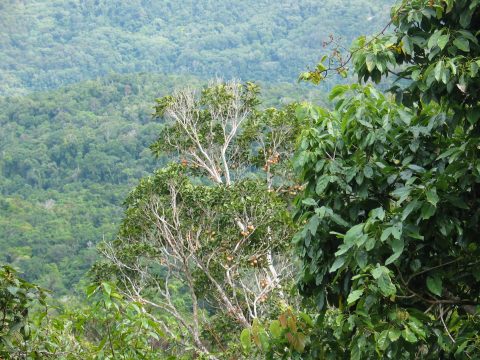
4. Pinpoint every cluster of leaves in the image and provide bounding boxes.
[292,0,480,358]
[0,265,47,358]
[353,0,480,109]
[82,282,169,359]
[240,308,314,359]
[1,266,169,359]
